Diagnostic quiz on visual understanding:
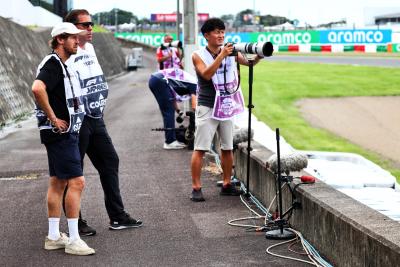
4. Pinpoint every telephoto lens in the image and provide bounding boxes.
[233,42,273,57]
[161,40,182,50]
